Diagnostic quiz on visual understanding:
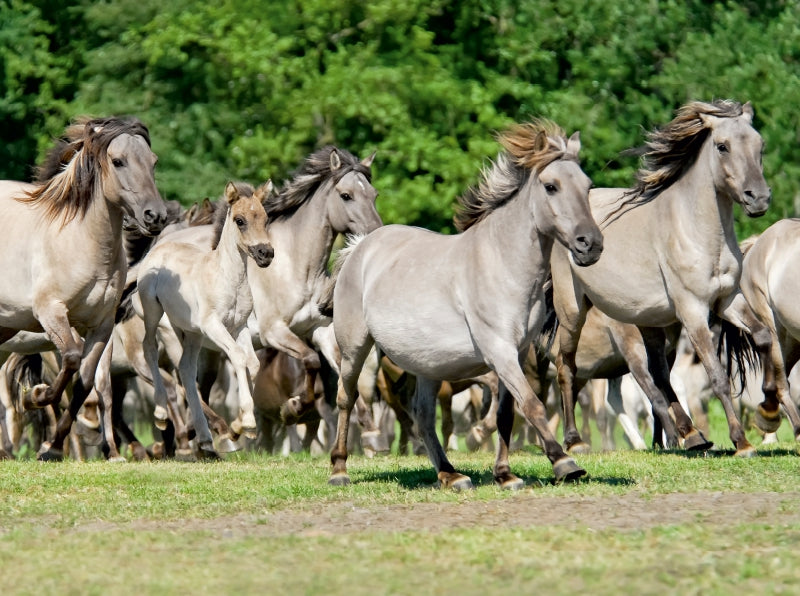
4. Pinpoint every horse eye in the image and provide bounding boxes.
[544,183,558,194]
[717,143,728,154]
[234,217,246,228]
[340,192,353,201]
[112,158,125,167]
